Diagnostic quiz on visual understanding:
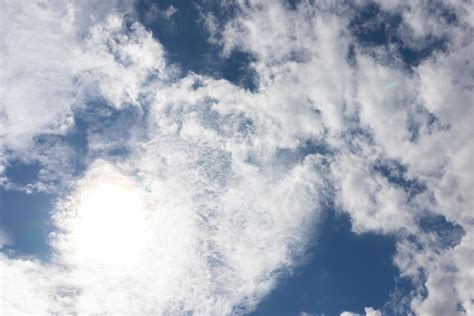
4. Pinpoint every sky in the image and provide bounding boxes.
[0,0,473,315]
